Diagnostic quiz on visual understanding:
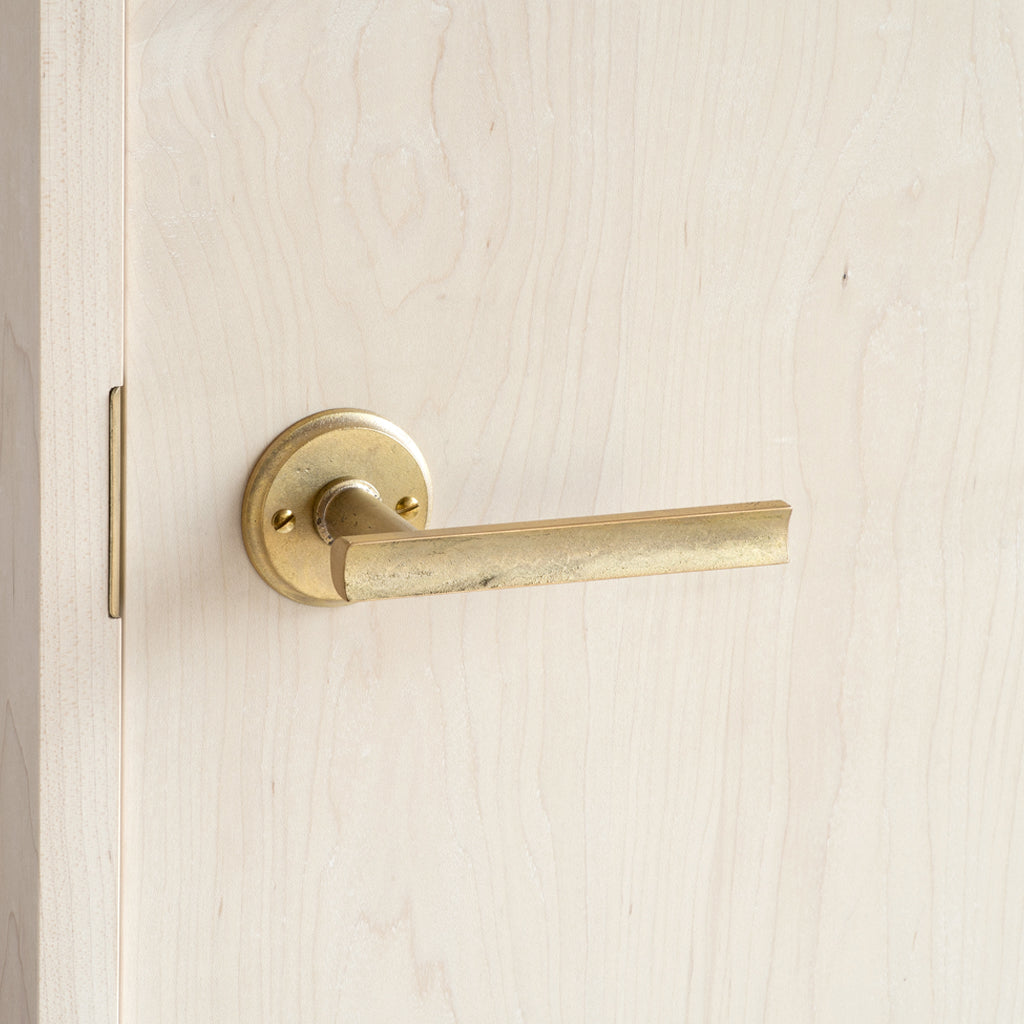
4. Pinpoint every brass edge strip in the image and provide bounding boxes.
[108,386,124,618]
